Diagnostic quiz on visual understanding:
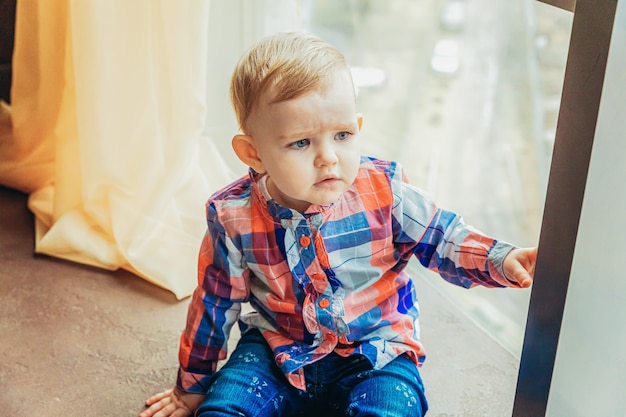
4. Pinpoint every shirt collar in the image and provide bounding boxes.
[248,168,333,220]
